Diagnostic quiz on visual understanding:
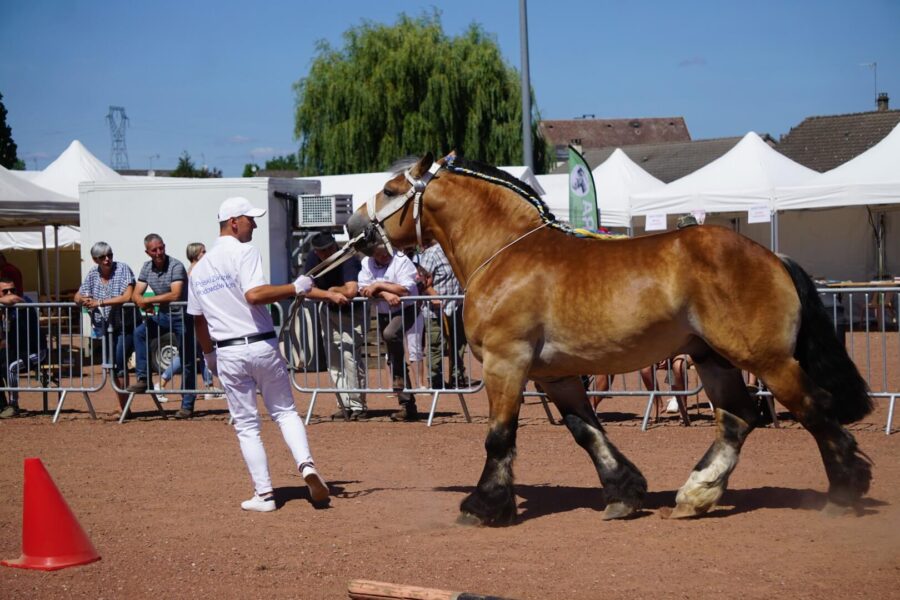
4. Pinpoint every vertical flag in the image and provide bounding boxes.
[568,145,599,230]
